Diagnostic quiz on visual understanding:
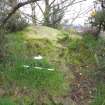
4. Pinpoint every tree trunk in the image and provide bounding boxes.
[44,0,50,26]
[0,28,6,63]
[31,3,37,25]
